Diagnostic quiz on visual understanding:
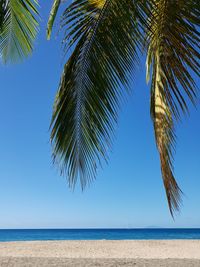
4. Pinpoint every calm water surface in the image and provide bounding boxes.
[0,229,200,242]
